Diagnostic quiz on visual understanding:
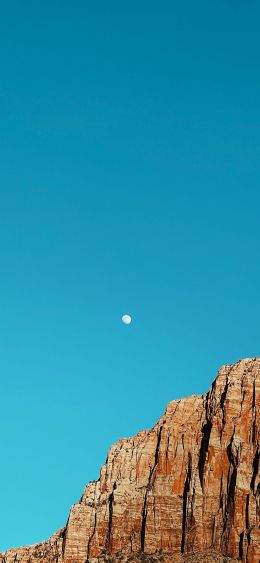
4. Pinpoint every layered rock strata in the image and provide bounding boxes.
[1,358,259,563]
